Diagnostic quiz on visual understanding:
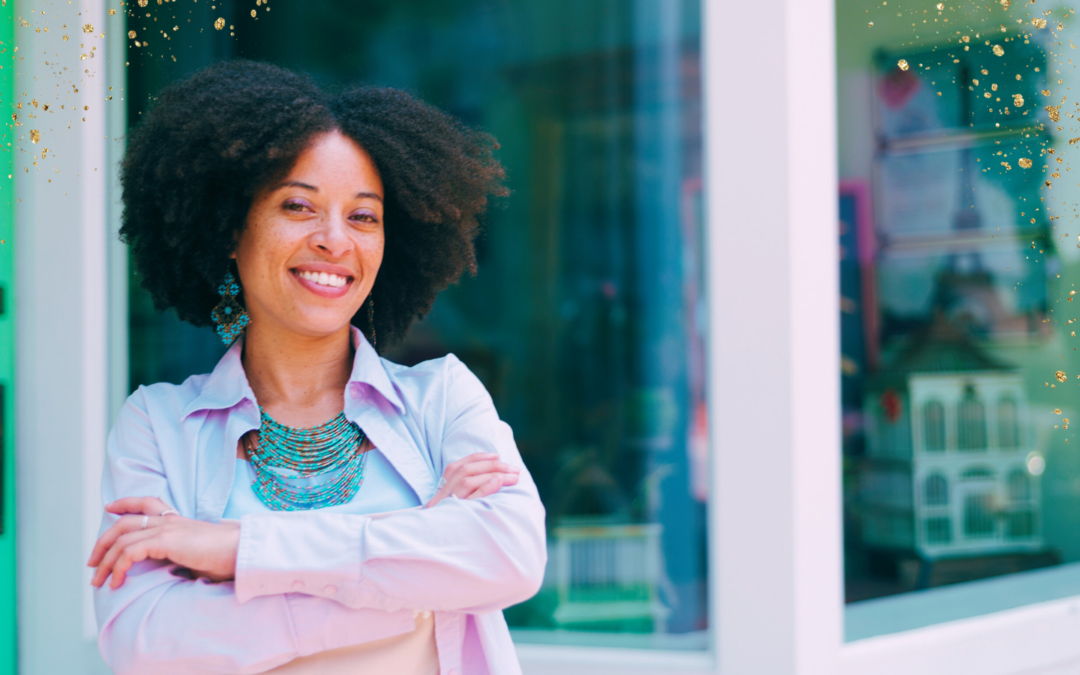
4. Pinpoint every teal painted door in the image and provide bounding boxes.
[0,6,16,674]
